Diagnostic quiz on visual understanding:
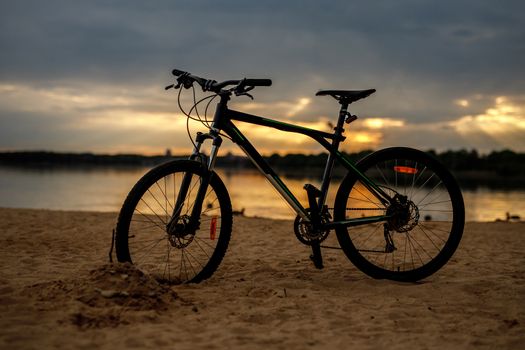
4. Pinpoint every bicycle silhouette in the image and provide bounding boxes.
[115,69,465,284]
